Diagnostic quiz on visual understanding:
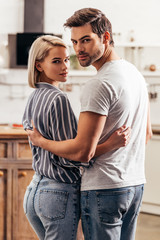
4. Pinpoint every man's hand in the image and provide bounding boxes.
[26,120,44,147]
